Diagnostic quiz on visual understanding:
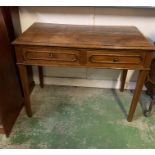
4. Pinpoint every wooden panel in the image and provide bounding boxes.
[0,7,24,136]
[13,23,155,50]
[24,49,79,62]
[16,46,81,66]
[87,50,145,68]
[89,55,142,64]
